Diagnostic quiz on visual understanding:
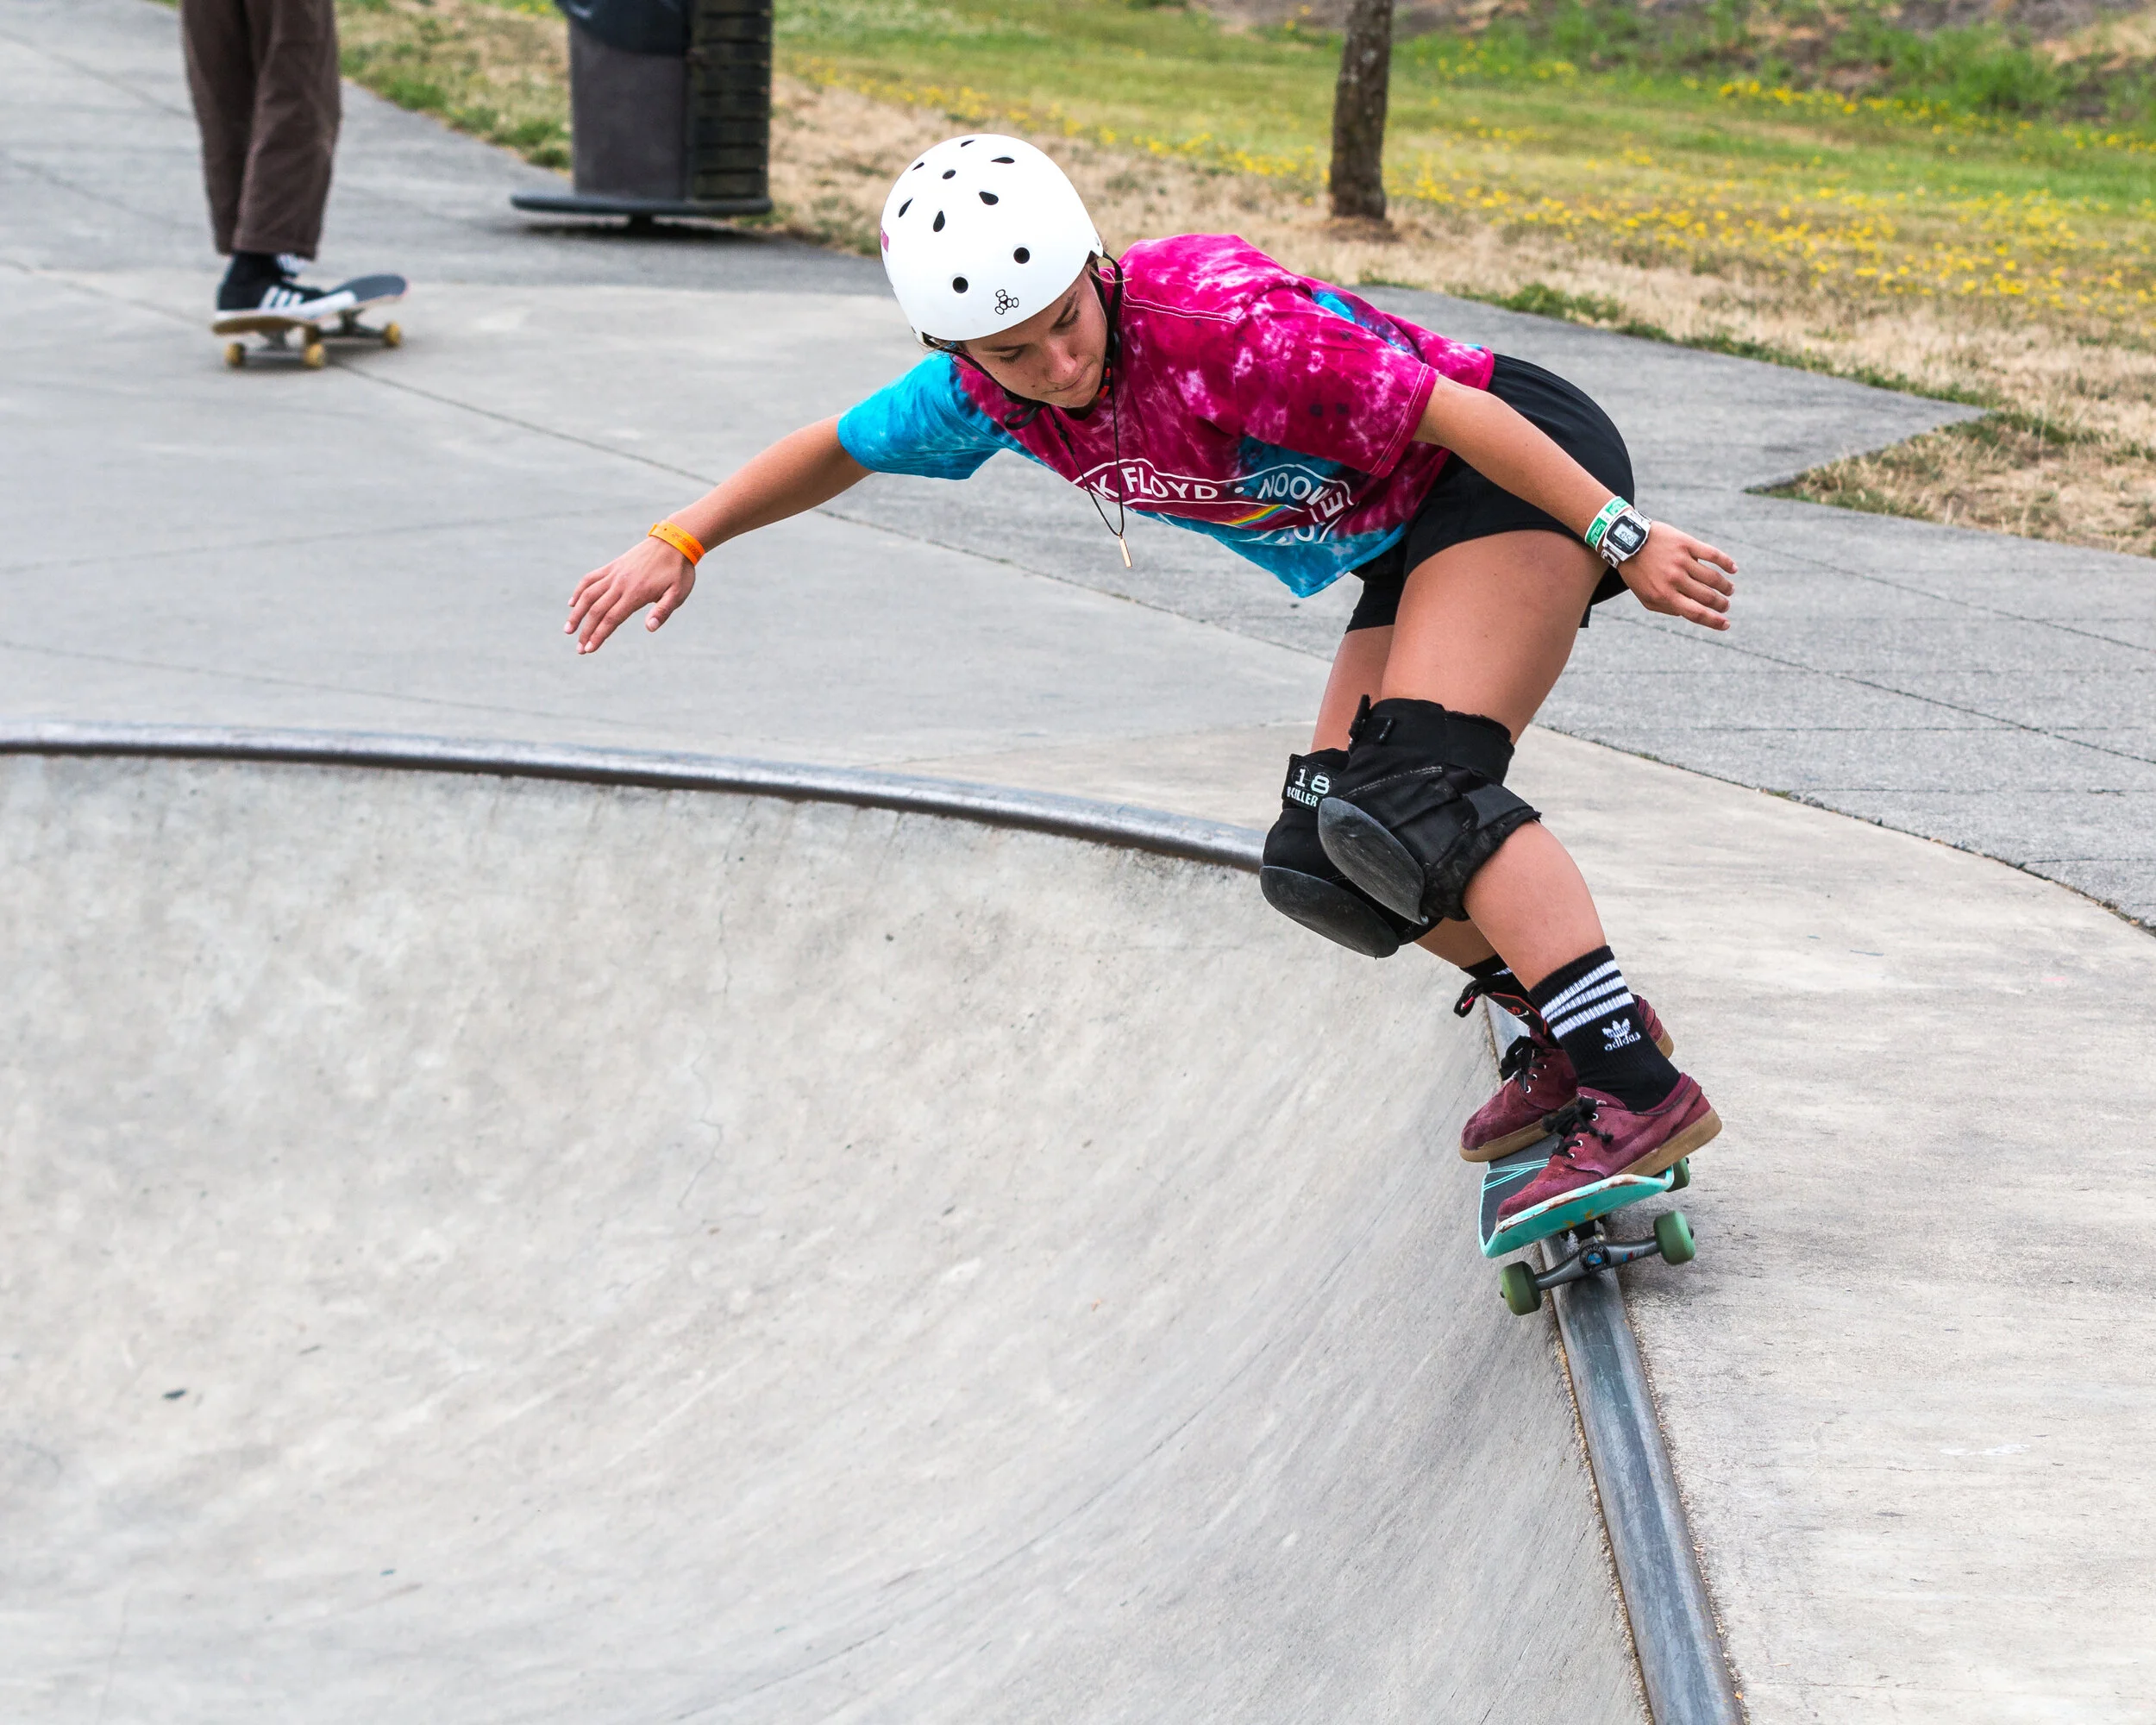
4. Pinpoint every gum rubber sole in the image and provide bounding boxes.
[1314,799,1427,922]
[1618,1107,1721,1181]
[1460,1119,1553,1164]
